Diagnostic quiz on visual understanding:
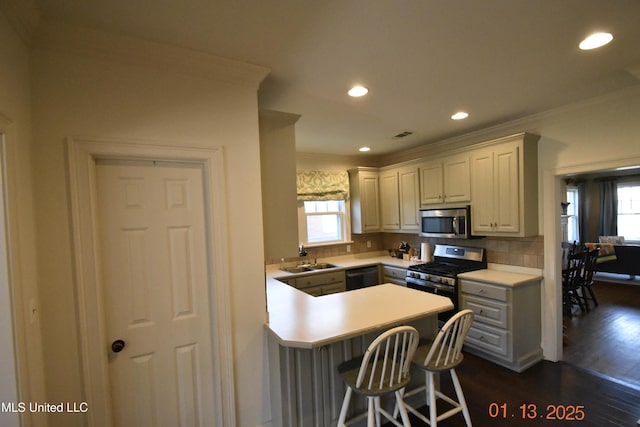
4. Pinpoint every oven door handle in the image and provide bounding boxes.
[428,282,455,292]
[406,277,454,292]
